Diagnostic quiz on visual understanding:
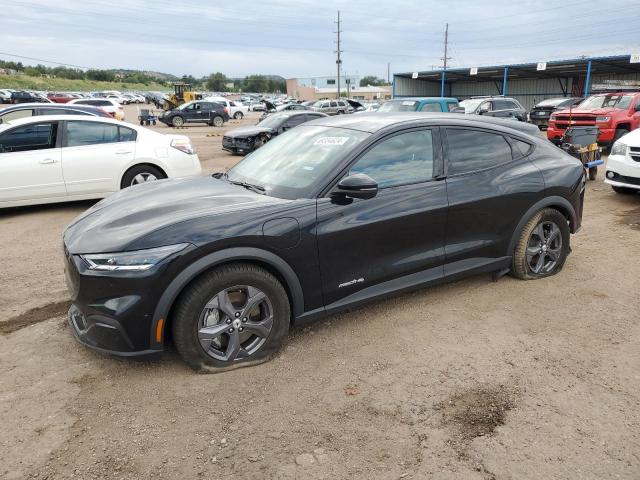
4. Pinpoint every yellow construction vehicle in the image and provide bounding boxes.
[163,82,202,110]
